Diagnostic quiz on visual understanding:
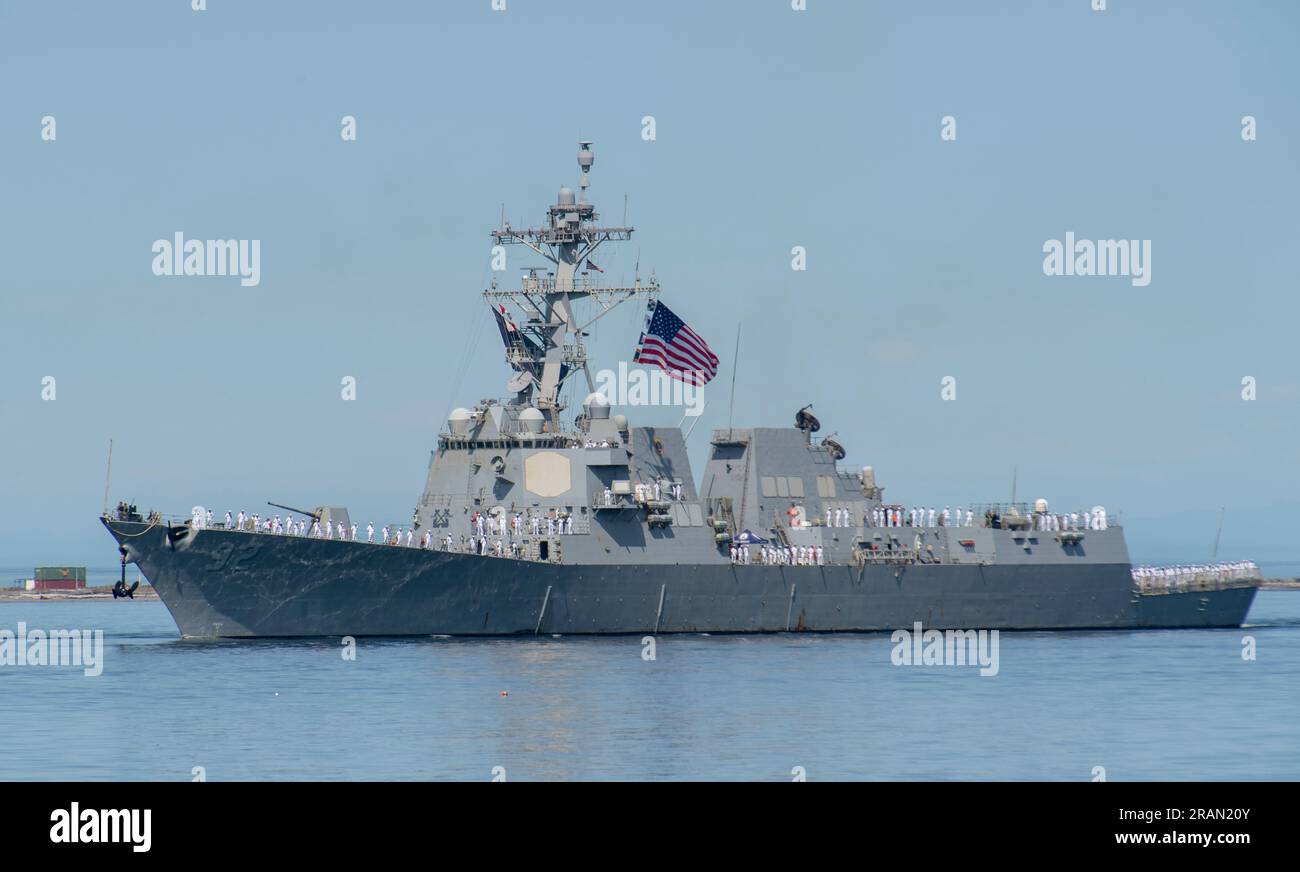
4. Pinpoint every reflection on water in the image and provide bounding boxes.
[0,593,1297,780]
